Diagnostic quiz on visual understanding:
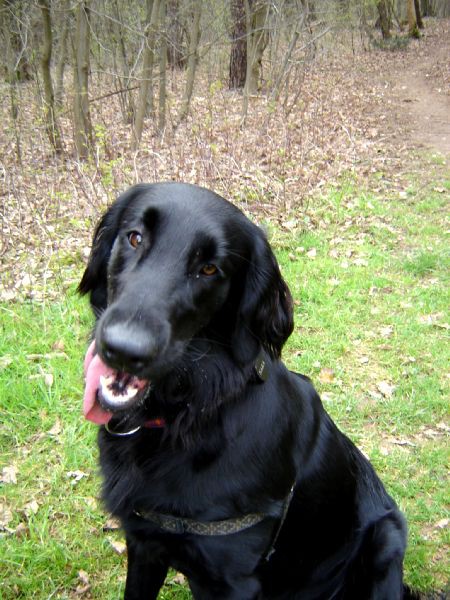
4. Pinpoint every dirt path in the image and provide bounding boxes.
[388,22,450,157]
